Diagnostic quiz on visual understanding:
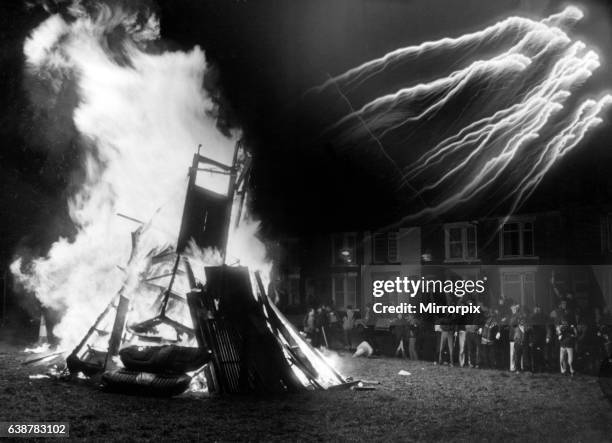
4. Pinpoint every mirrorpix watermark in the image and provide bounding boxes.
[371,276,486,315]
